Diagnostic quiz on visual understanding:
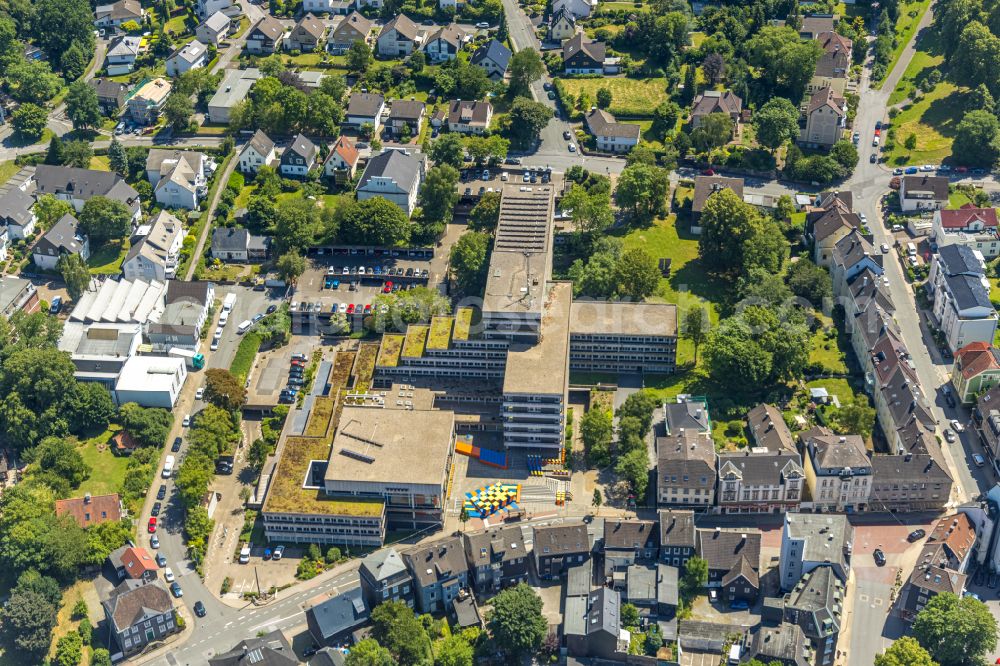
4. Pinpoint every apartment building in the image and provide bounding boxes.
[403,537,469,613]
[778,513,853,590]
[932,206,1000,259]
[534,523,591,579]
[927,244,998,352]
[462,525,529,593]
[659,509,697,567]
[900,175,949,212]
[869,449,953,512]
[656,428,717,508]
[799,86,846,149]
[568,301,677,374]
[696,528,761,604]
[899,513,975,622]
[781,566,845,665]
[801,427,872,512]
[602,520,658,577]
[975,389,1000,471]
[358,547,414,609]
[746,403,796,452]
[716,449,805,514]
